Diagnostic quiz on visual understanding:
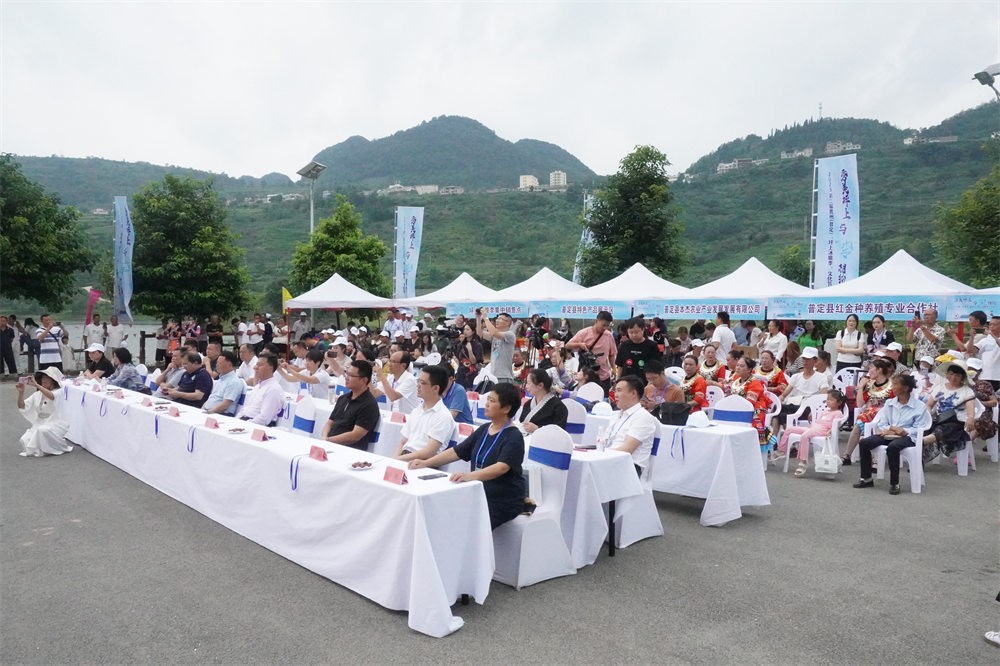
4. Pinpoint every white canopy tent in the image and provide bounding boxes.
[688,257,814,299]
[809,250,972,296]
[396,272,499,309]
[569,263,691,301]
[492,267,583,302]
[285,273,395,309]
